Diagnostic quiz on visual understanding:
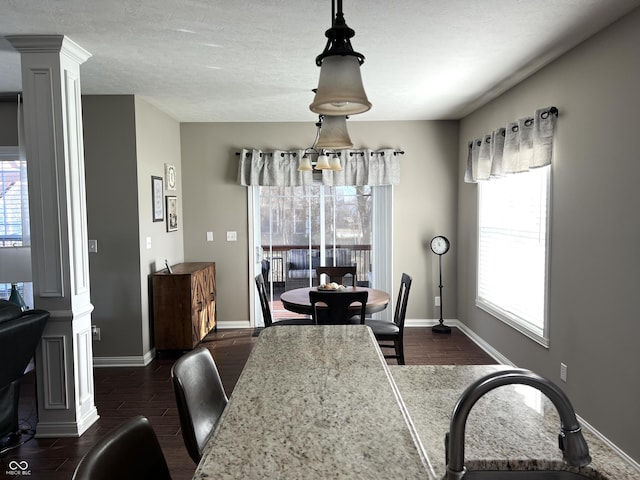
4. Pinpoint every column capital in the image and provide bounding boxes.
[6,34,92,64]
